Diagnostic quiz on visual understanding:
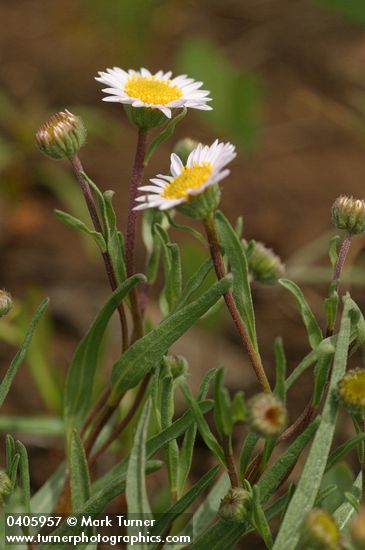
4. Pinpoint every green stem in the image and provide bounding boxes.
[203,215,271,393]
[222,434,239,488]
